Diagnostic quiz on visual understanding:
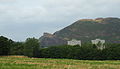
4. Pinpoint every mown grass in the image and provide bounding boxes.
[0,56,120,69]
